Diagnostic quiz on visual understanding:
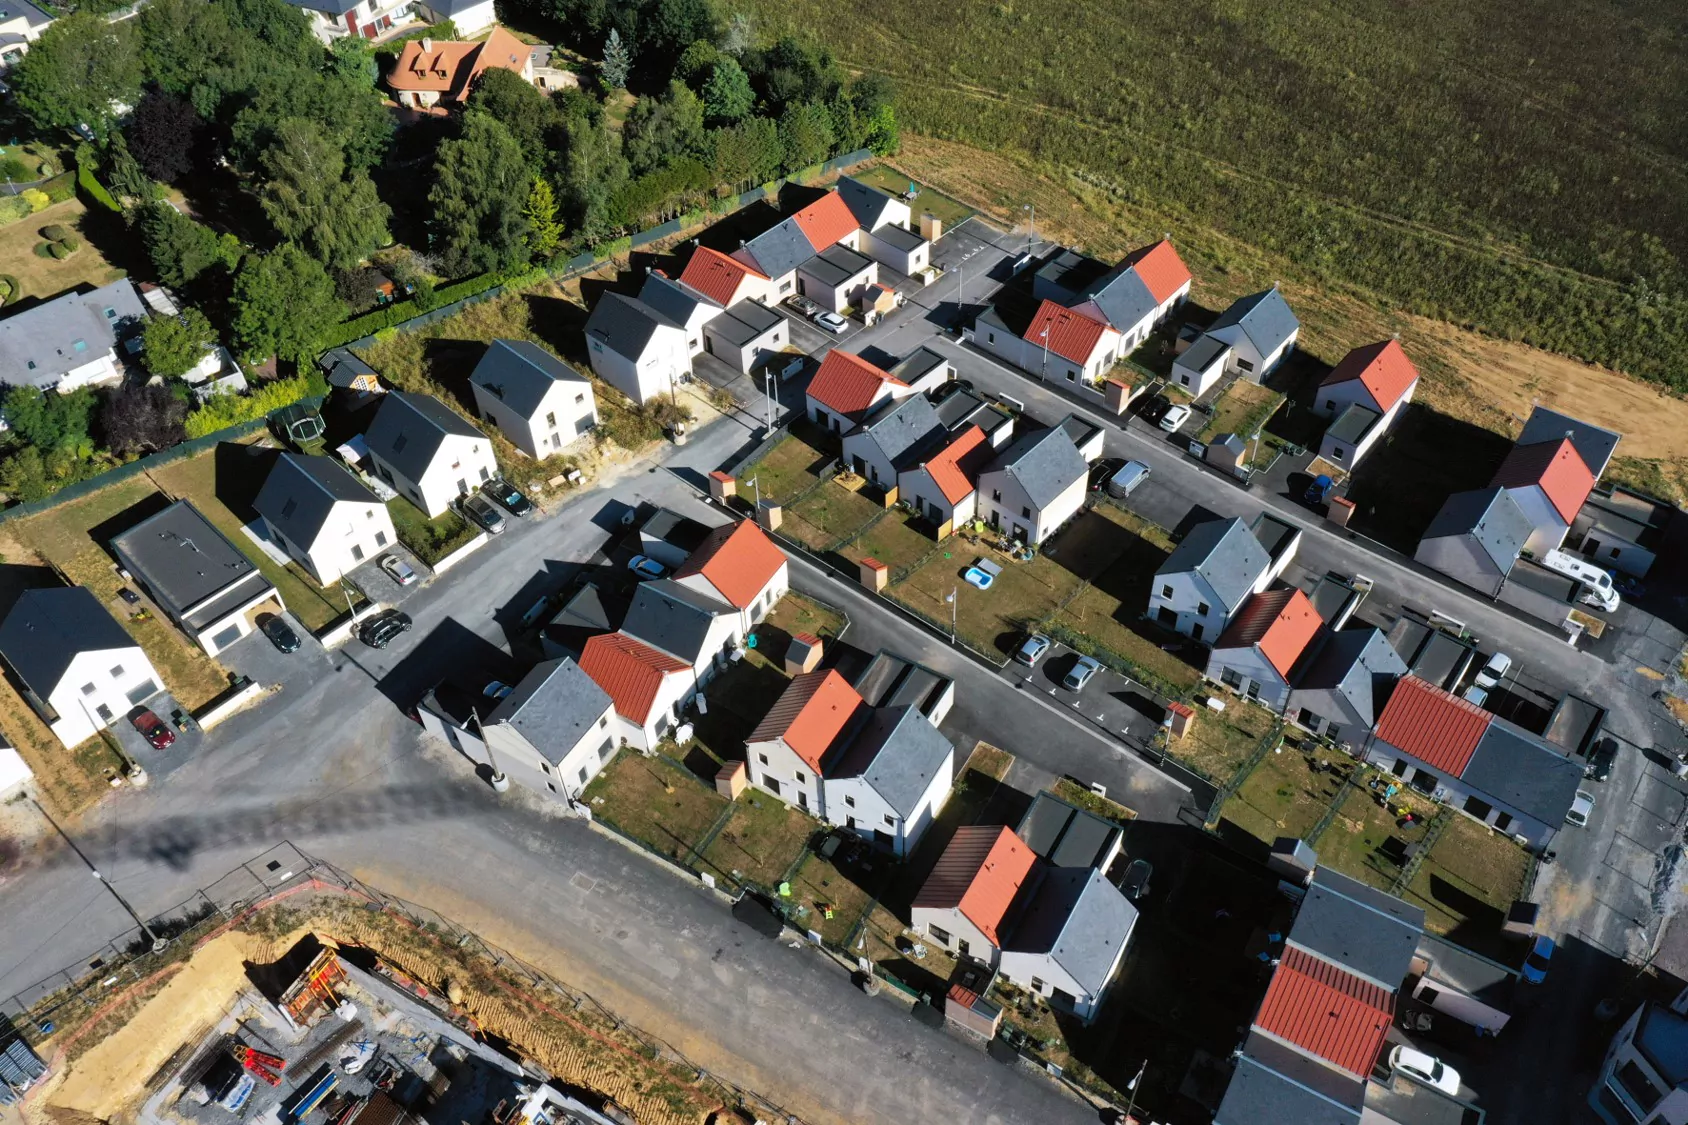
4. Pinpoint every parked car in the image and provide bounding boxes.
[1121,859,1153,901]
[128,707,176,751]
[785,294,820,317]
[1062,655,1102,691]
[1461,684,1489,709]
[1158,403,1192,433]
[483,477,533,517]
[1015,633,1052,667]
[1088,457,1126,493]
[483,680,513,701]
[1565,788,1596,827]
[259,613,301,654]
[1107,460,1152,498]
[117,587,141,606]
[814,311,849,334]
[1138,394,1170,424]
[1616,574,1647,599]
[1585,737,1618,782]
[1305,474,1334,505]
[1474,651,1512,689]
[359,609,413,649]
[1521,933,1555,985]
[628,554,669,580]
[1389,1046,1461,1095]
[460,493,507,535]
[380,553,418,586]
